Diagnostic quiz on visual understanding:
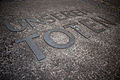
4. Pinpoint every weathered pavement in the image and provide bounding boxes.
[0,0,120,80]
